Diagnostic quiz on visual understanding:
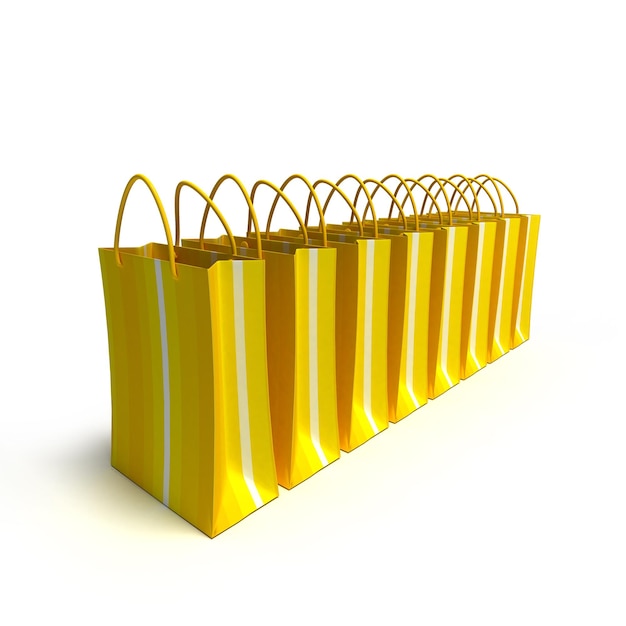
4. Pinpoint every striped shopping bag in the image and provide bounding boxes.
[99,175,278,537]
